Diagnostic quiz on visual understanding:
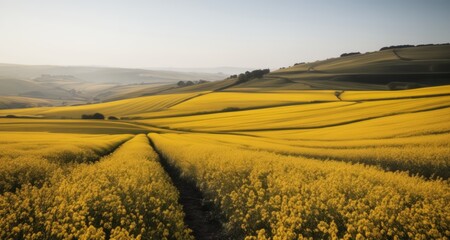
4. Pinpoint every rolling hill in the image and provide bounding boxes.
[104,44,450,98]
[0,63,228,108]
[227,44,450,91]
